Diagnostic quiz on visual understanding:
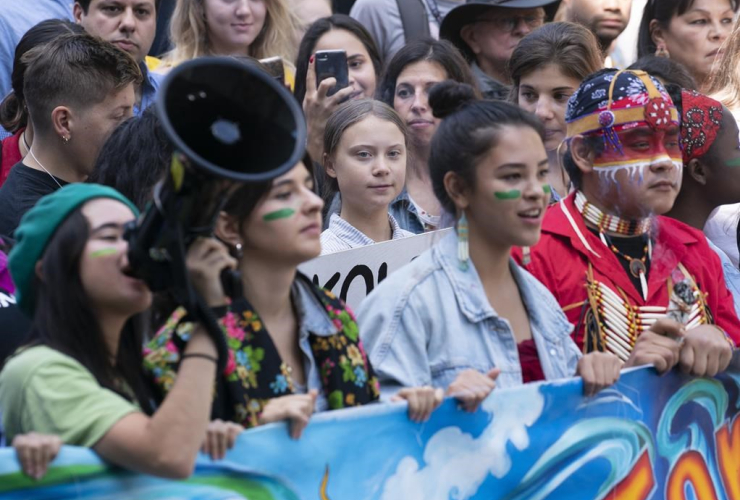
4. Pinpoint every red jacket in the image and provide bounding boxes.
[513,192,740,353]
